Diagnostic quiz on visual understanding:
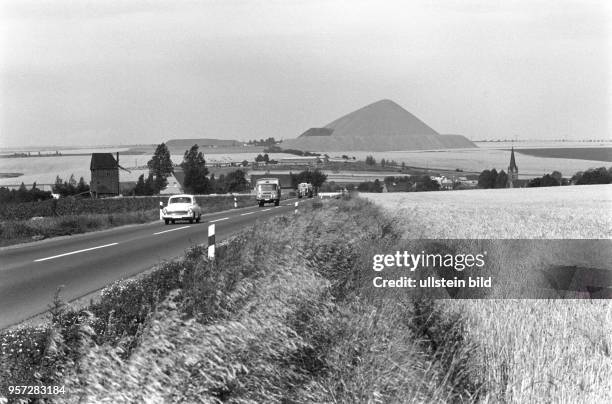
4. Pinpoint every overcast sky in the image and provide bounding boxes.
[1,0,610,147]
